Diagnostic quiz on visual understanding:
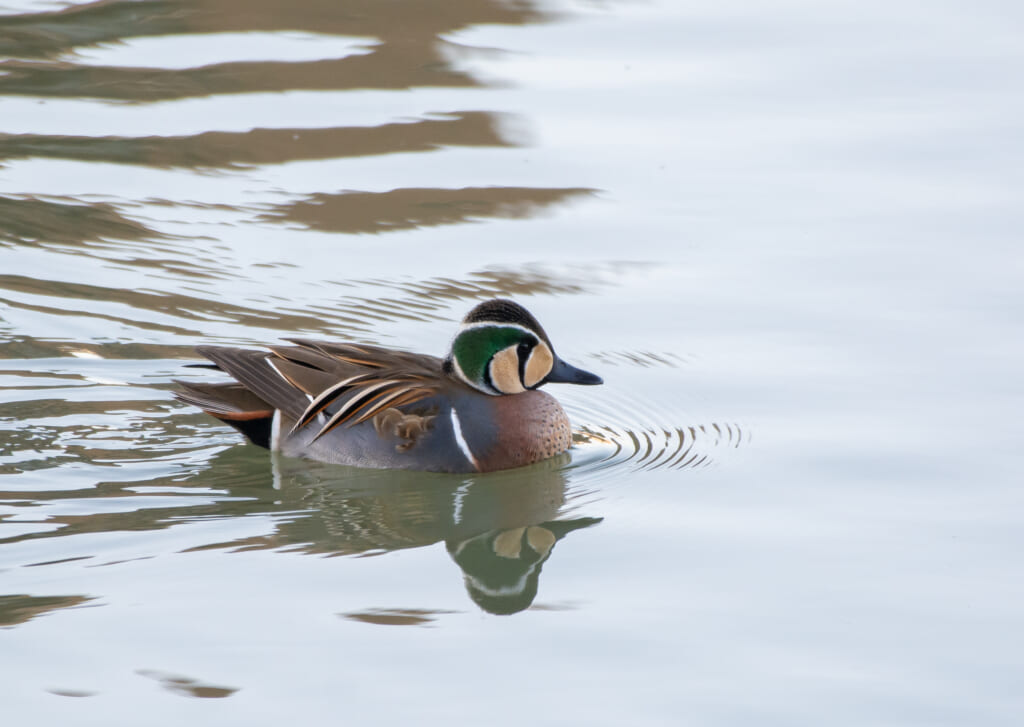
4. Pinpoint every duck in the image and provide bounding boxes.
[175,298,603,473]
